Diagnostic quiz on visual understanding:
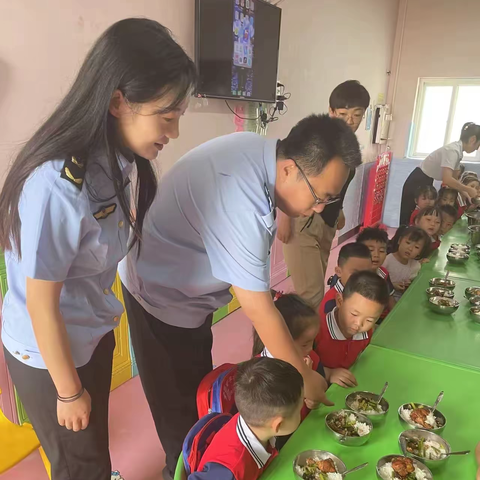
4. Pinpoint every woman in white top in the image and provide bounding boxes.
[399,122,480,225]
